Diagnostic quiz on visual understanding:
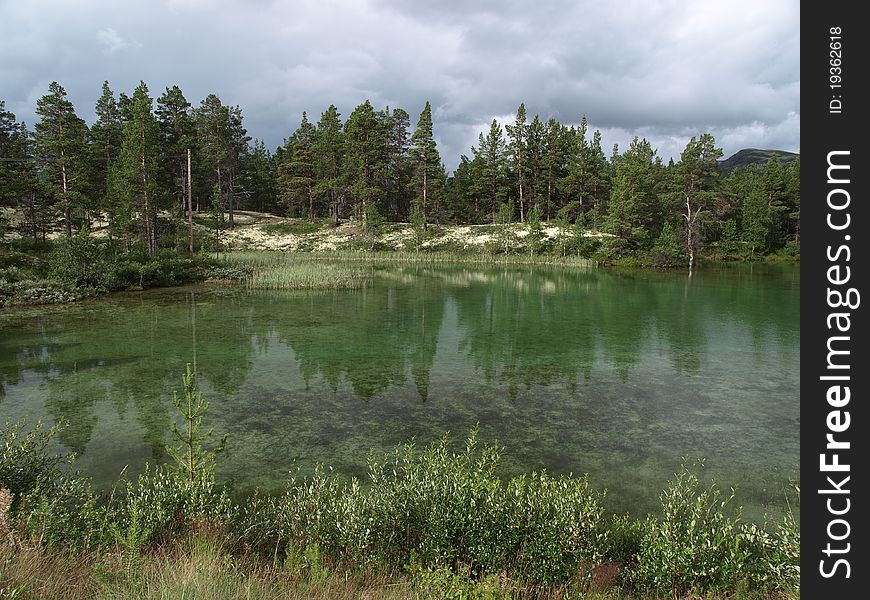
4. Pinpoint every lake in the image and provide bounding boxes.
[0,262,799,519]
